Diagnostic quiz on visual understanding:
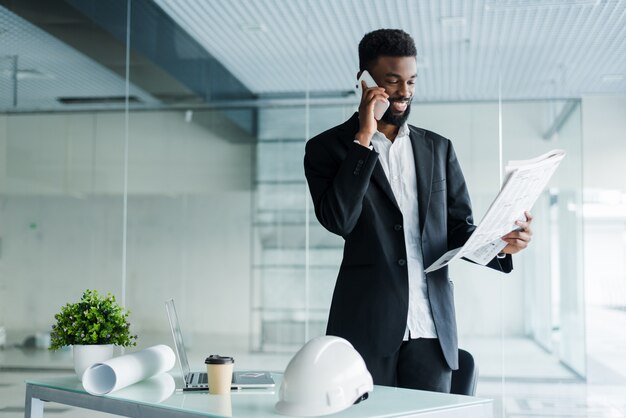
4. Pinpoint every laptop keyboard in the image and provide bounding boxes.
[198,373,208,384]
